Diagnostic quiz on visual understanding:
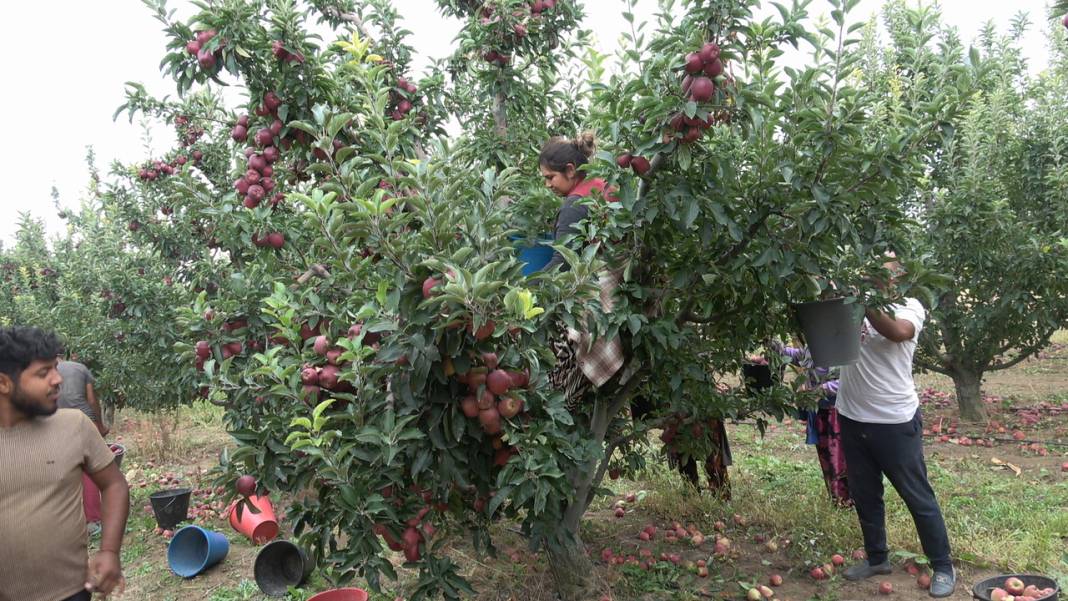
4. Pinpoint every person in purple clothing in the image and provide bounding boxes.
[778,345,851,506]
